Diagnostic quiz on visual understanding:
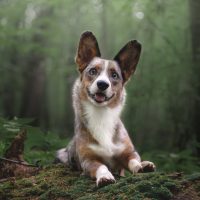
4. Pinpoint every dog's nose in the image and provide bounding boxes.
[97,80,109,91]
